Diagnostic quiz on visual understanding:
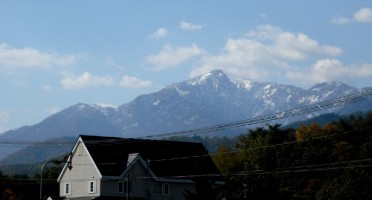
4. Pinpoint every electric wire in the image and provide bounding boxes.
[0,88,371,146]
[1,89,372,183]
[2,158,370,182]
[143,88,372,138]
